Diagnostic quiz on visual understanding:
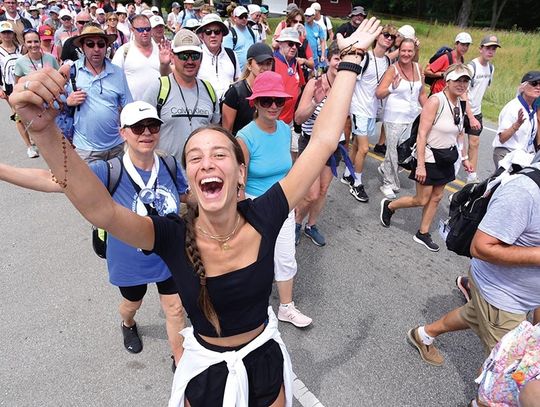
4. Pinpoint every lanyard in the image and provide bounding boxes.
[274,50,297,76]
[122,152,160,216]
[176,79,200,128]
[443,91,464,133]
[517,94,537,146]
[28,54,43,71]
